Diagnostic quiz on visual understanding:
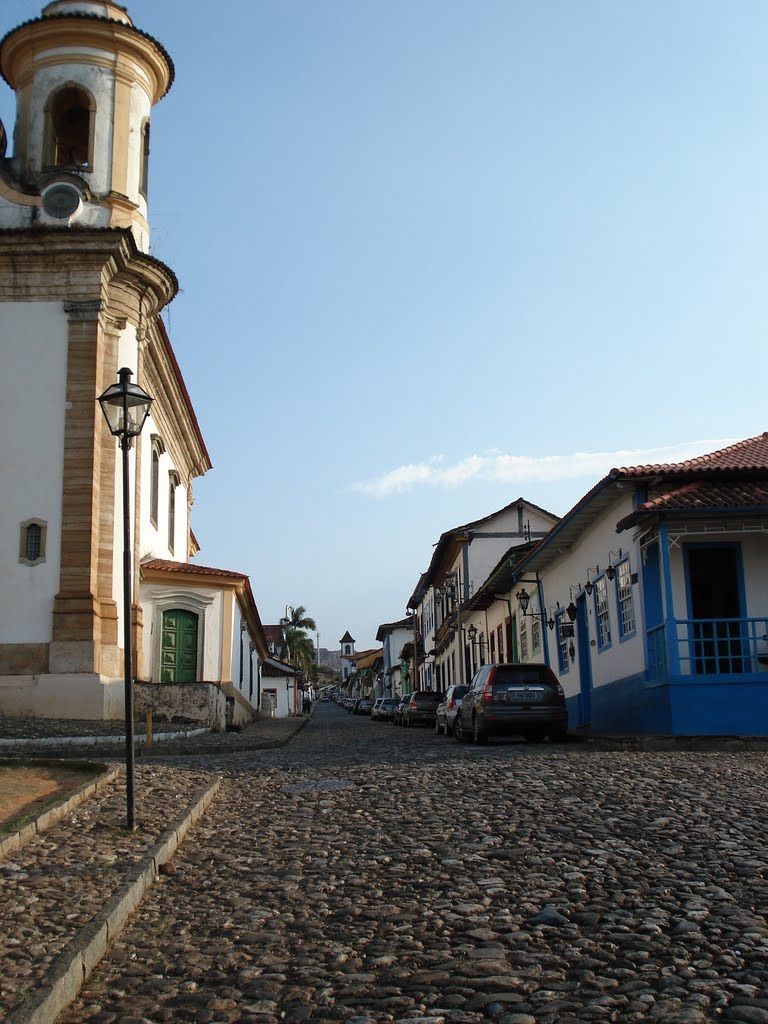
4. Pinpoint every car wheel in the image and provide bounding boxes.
[550,728,568,743]
[455,714,470,743]
[473,716,488,745]
[525,732,545,744]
